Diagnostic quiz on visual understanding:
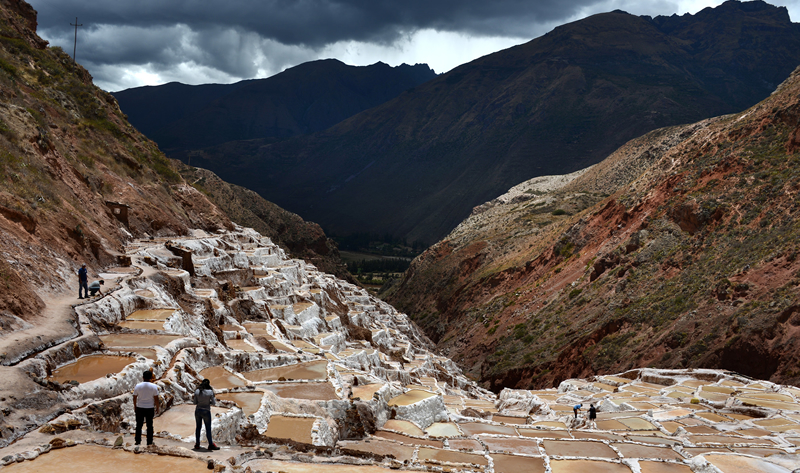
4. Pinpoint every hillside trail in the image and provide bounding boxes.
[0,254,151,366]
